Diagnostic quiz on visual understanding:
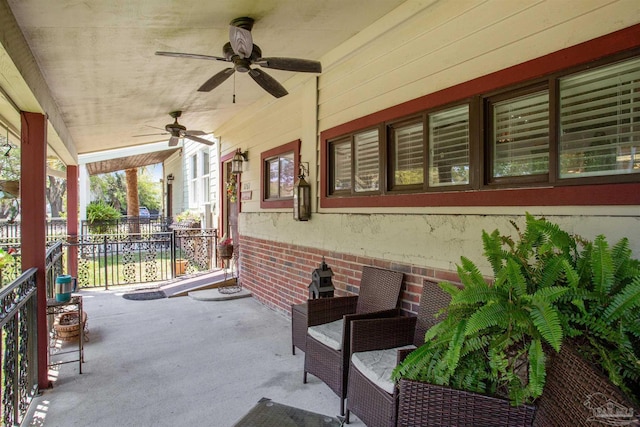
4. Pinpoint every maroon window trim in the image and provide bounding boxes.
[260,139,301,209]
[320,24,640,208]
